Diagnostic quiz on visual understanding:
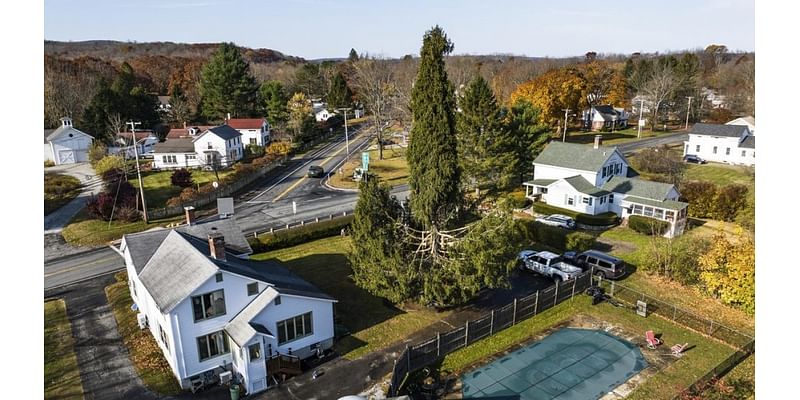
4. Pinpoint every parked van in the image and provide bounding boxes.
[562,250,626,280]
